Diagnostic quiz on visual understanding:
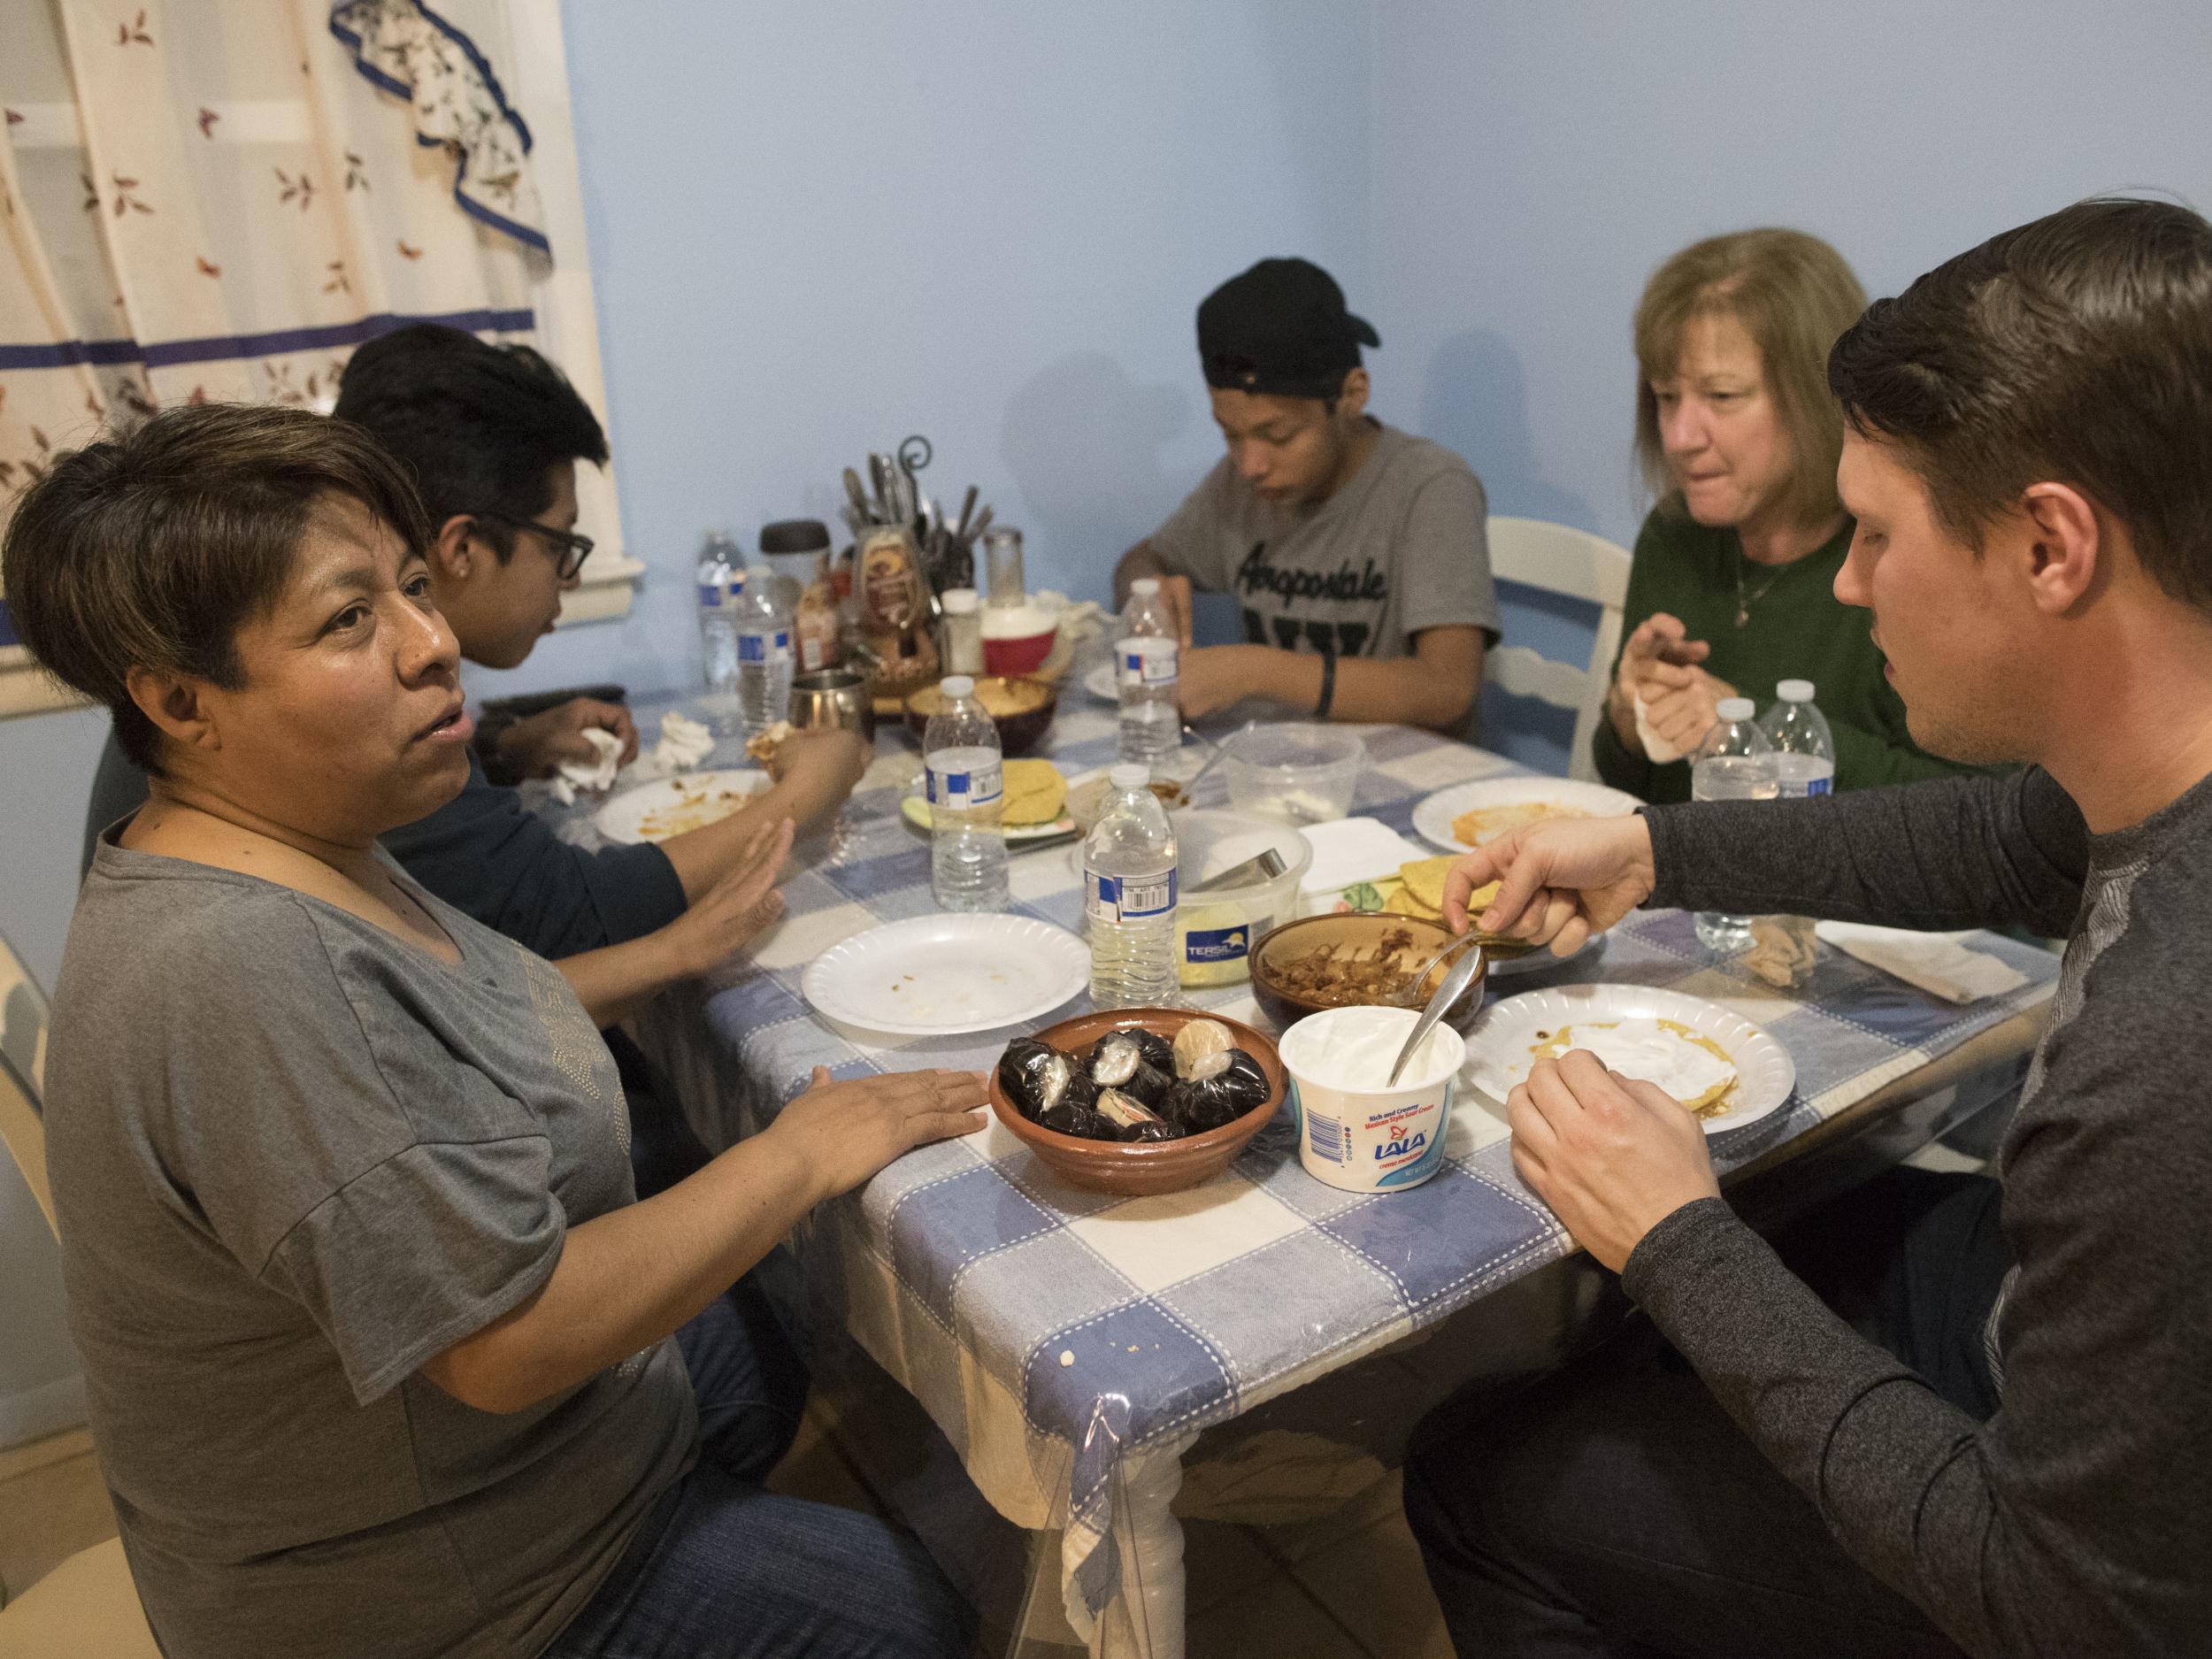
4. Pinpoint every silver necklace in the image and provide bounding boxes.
[1733,550,1792,628]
